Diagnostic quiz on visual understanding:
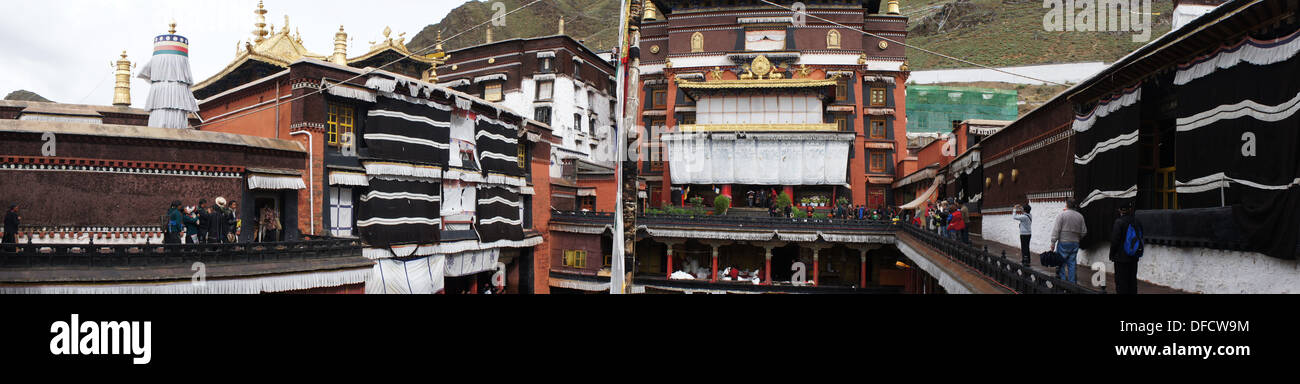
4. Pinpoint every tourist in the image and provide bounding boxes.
[1109,200,1143,294]
[260,203,282,242]
[196,198,209,243]
[164,201,183,244]
[949,202,968,244]
[1051,198,1088,283]
[3,203,20,249]
[1012,203,1033,262]
[228,200,241,243]
[959,203,970,242]
[183,206,200,244]
[208,197,232,243]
